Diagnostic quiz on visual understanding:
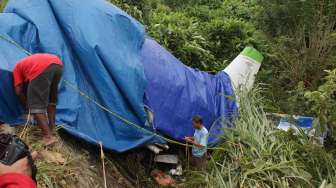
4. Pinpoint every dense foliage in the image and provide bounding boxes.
[258,0,336,114]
